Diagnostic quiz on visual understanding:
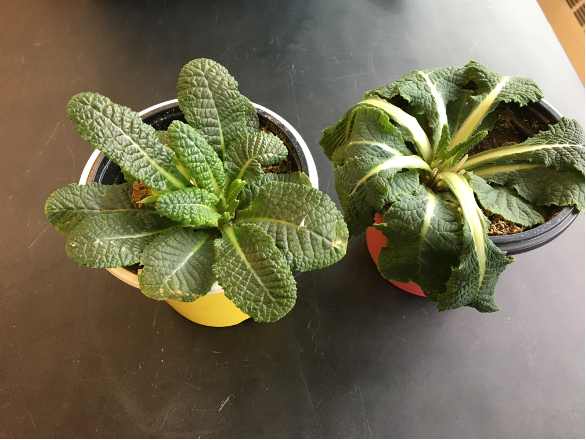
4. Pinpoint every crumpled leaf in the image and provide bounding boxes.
[45,182,146,235]
[234,182,348,271]
[156,188,222,226]
[213,224,296,322]
[68,93,189,192]
[138,228,218,302]
[65,212,177,268]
